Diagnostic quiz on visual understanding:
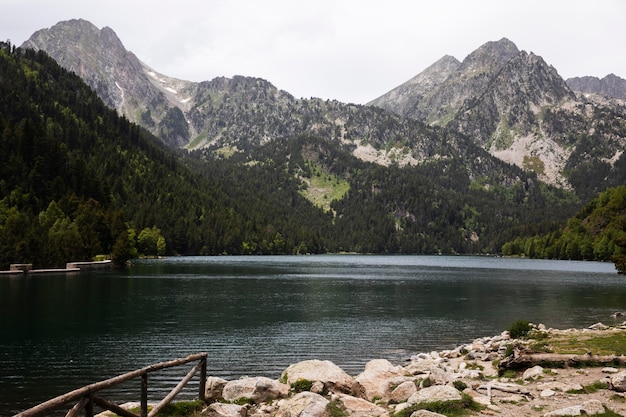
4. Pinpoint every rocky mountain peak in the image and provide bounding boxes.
[22,19,195,147]
[567,73,626,100]
[457,37,519,73]
[367,55,460,114]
